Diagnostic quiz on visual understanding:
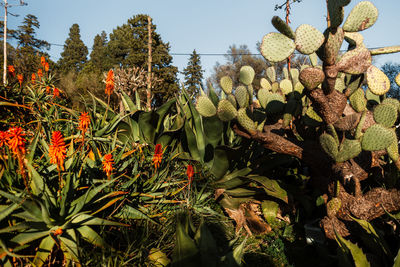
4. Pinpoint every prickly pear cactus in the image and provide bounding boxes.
[194,0,400,241]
